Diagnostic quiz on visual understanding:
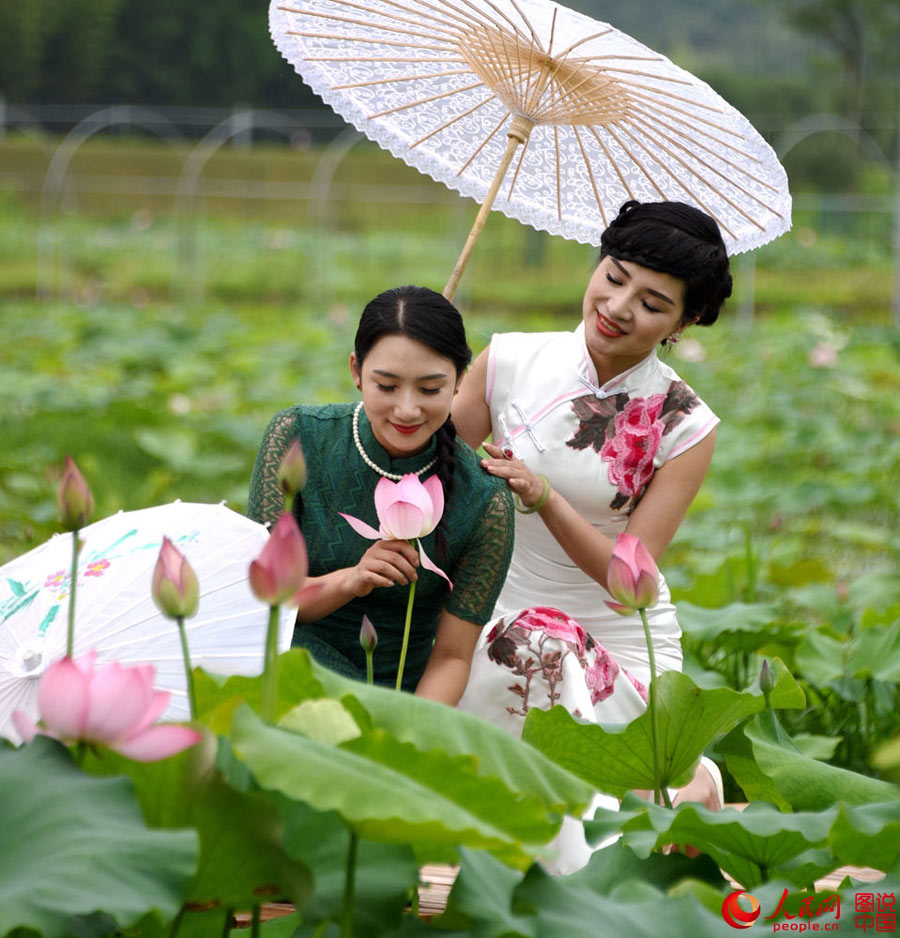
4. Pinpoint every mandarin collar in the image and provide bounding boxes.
[573,321,661,400]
